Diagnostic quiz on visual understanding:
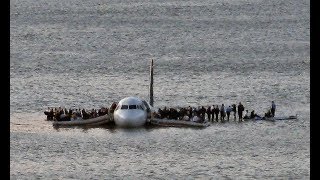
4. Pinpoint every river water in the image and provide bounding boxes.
[10,0,310,179]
